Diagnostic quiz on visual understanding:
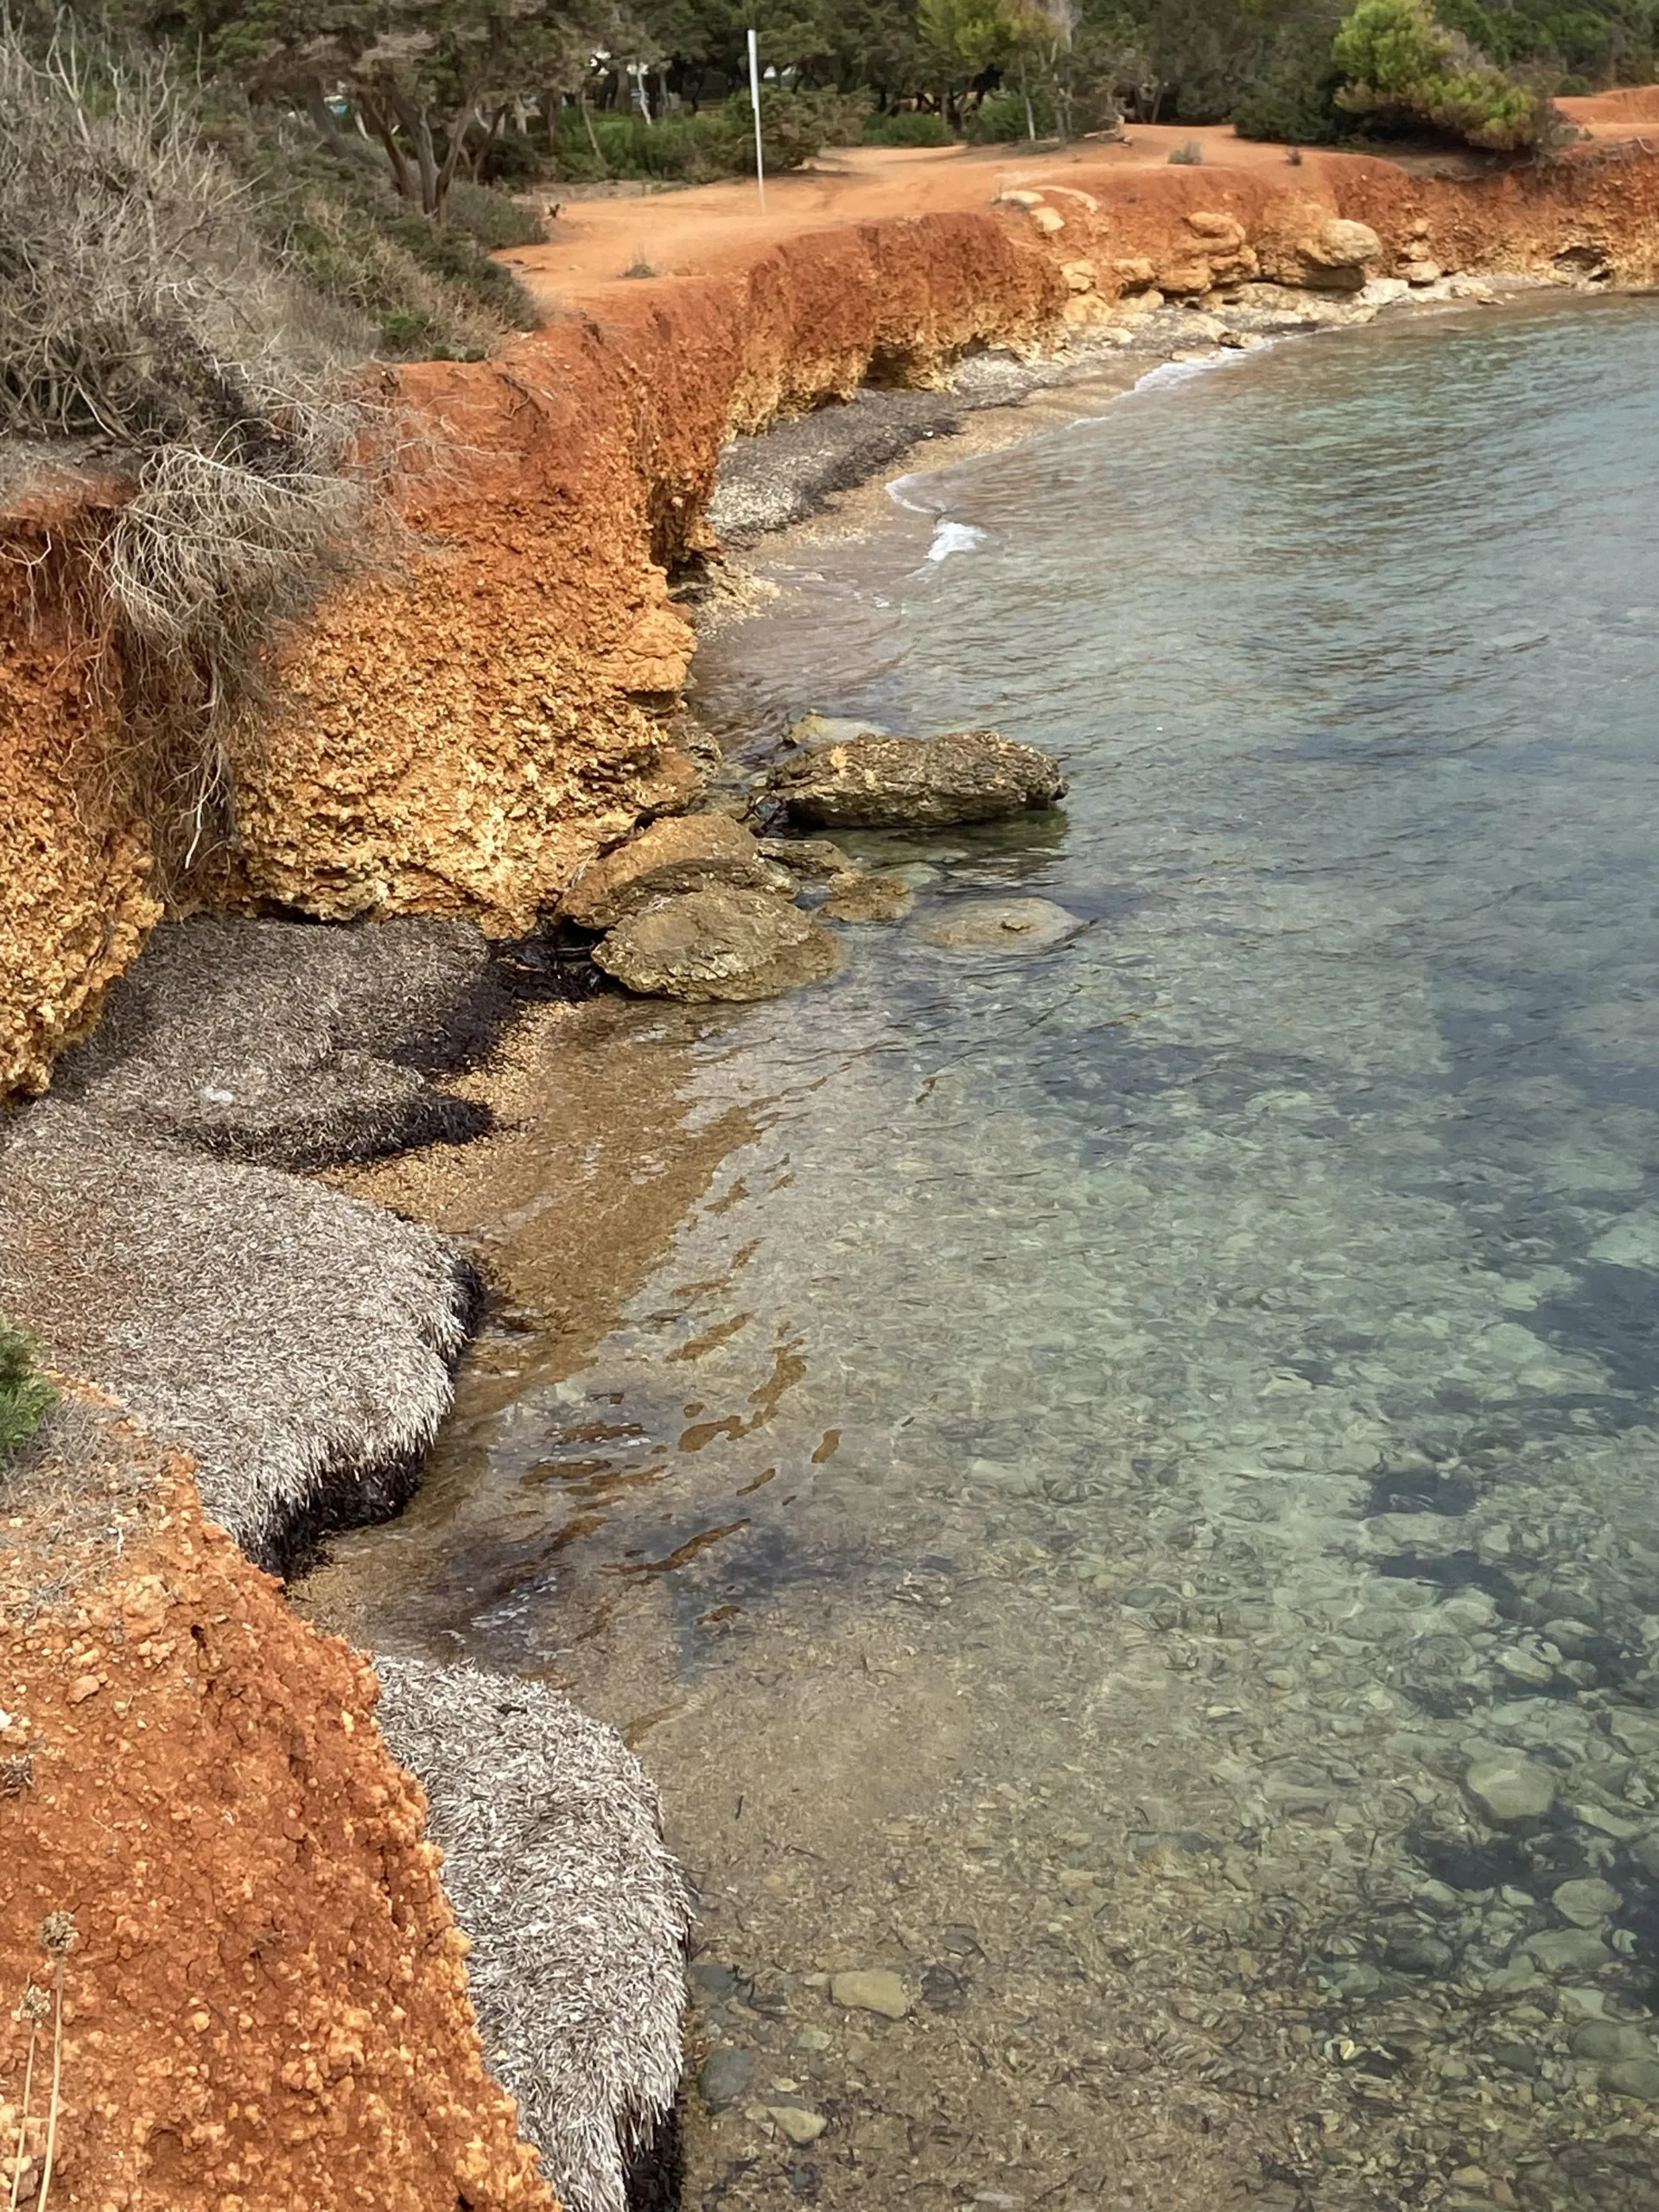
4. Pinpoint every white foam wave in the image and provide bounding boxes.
[887,473,938,514]
[926,521,988,563]
[1133,353,1240,395]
